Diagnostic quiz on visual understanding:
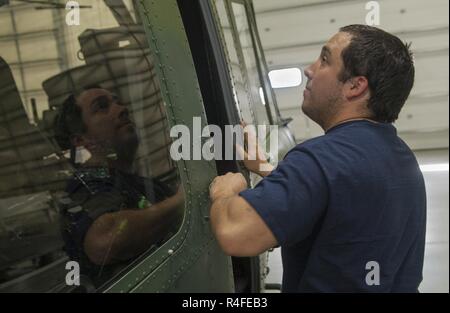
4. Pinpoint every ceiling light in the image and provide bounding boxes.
[269,68,302,88]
